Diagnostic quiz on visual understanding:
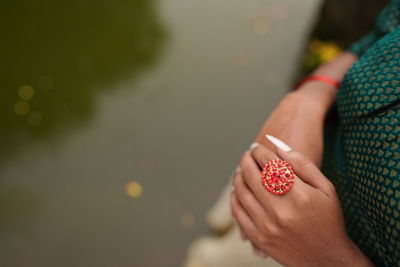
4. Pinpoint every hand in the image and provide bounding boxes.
[235,52,358,256]
[231,145,373,266]
[238,88,330,255]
